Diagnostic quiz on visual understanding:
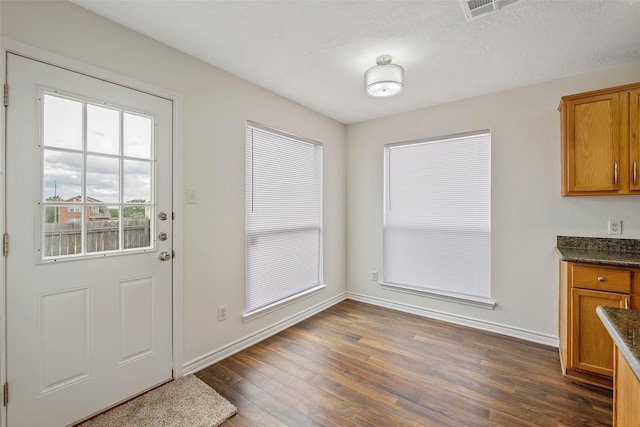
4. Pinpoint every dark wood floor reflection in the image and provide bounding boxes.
[197,299,612,426]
